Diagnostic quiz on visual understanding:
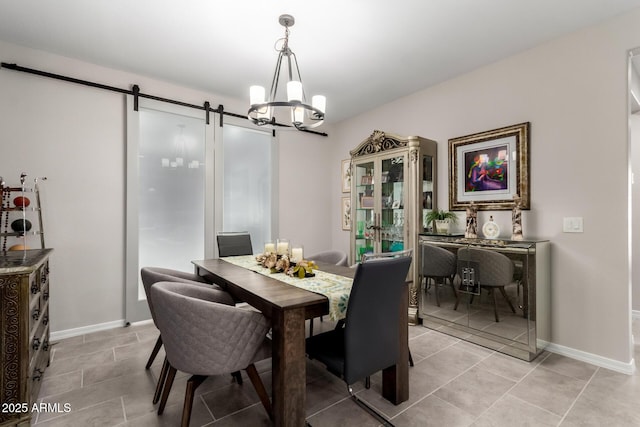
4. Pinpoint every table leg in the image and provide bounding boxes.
[382,284,409,404]
[271,307,306,427]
